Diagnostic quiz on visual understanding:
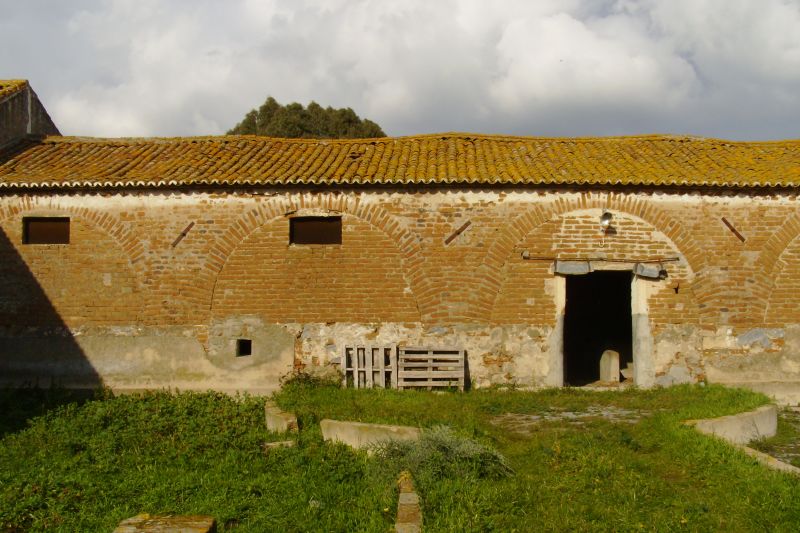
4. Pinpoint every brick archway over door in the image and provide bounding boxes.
[471,192,705,323]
